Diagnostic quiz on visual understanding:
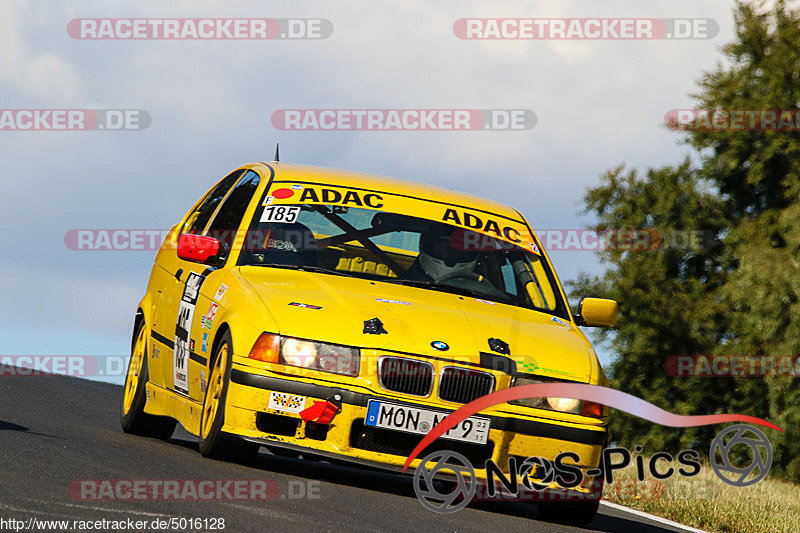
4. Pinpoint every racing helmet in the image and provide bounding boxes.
[418,224,478,281]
